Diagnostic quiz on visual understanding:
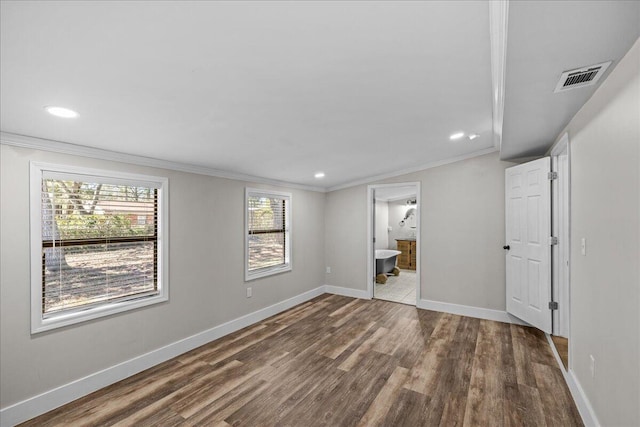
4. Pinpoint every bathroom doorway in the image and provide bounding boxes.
[367,183,420,305]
